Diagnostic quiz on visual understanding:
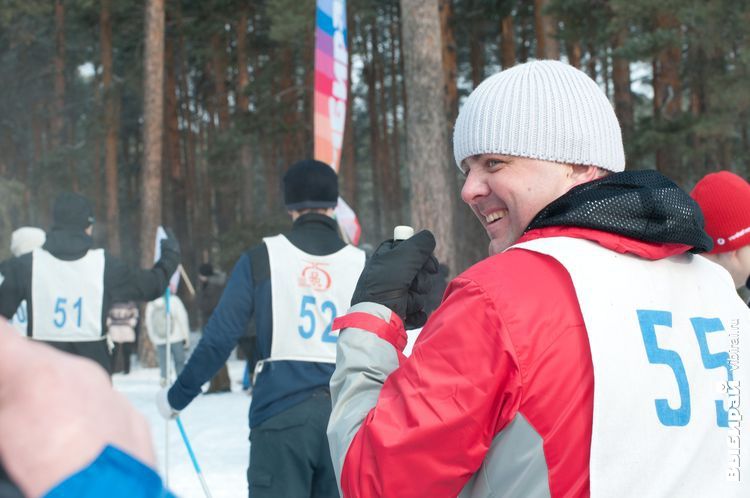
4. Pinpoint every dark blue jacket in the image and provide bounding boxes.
[168,213,346,427]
